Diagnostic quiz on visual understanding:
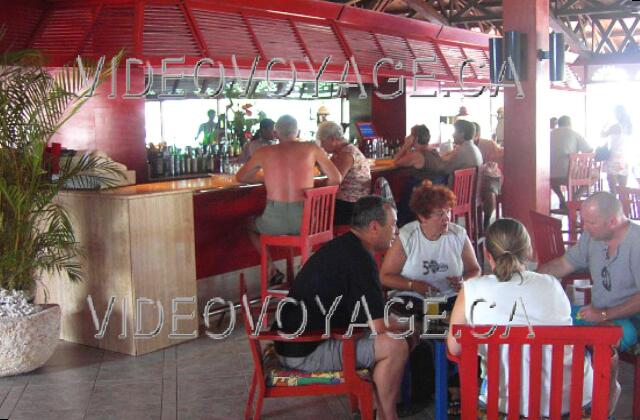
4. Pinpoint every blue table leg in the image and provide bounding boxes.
[434,340,448,420]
